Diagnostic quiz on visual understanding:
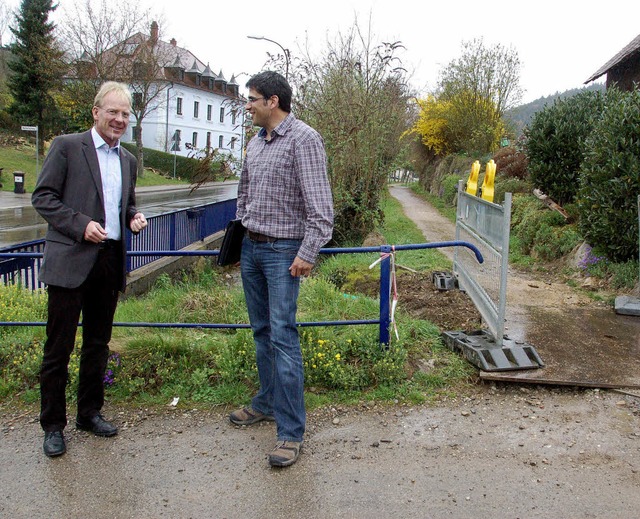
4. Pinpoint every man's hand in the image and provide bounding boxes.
[130,212,147,233]
[84,221,108,243]
[289,256,313,277]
